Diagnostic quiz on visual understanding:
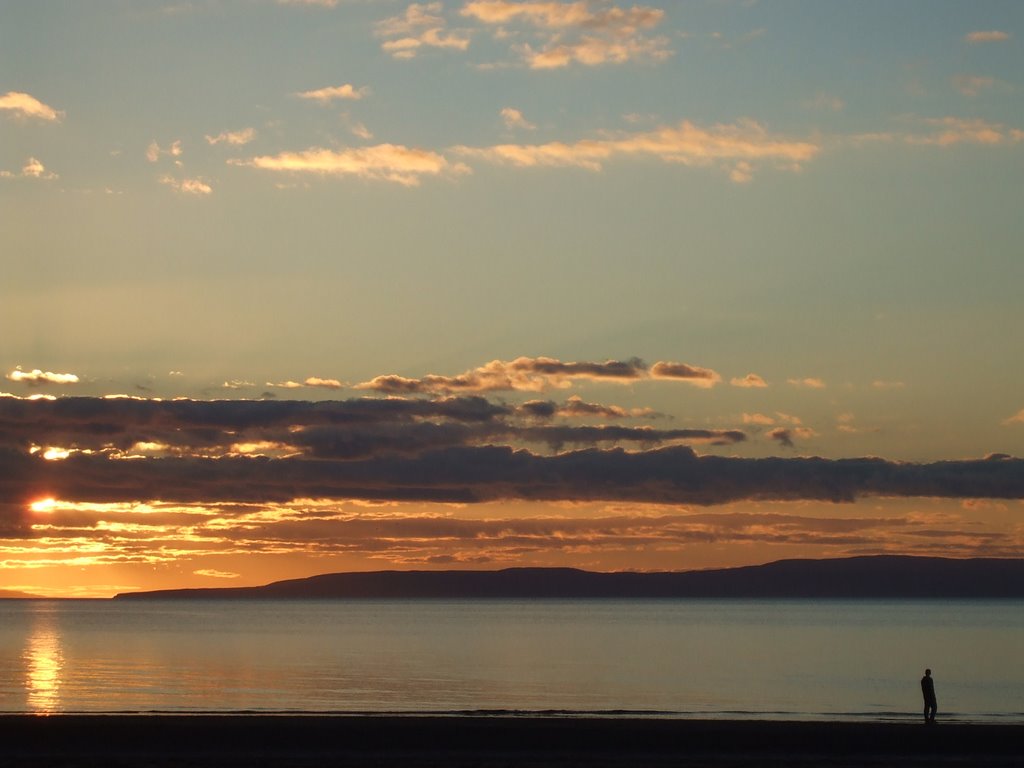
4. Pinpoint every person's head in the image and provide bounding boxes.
[925,669,931,676]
